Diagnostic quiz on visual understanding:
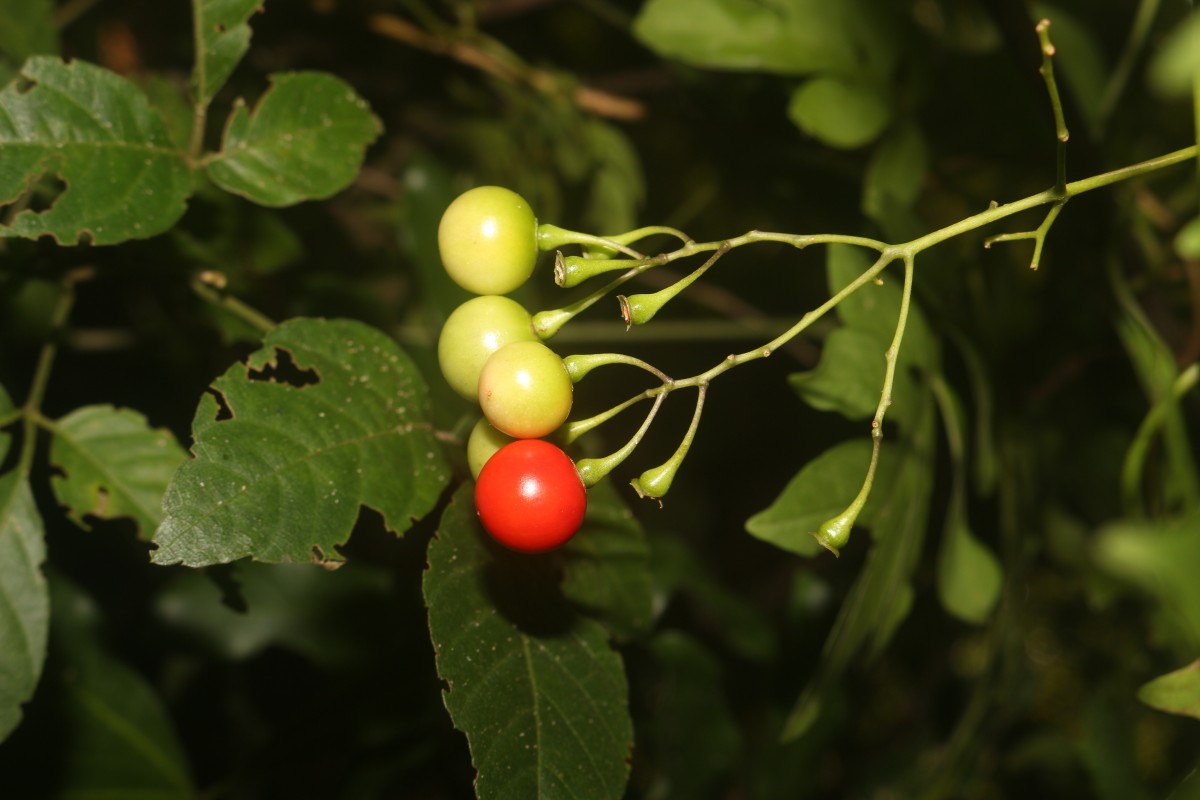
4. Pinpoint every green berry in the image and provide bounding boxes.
[478,340,573,438]
[438,186,538,295]
[438,295,538,401]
